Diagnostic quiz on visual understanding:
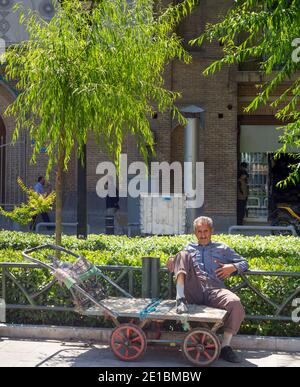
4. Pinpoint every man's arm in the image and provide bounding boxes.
[215,245,249,280]
[224,246,249,273]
